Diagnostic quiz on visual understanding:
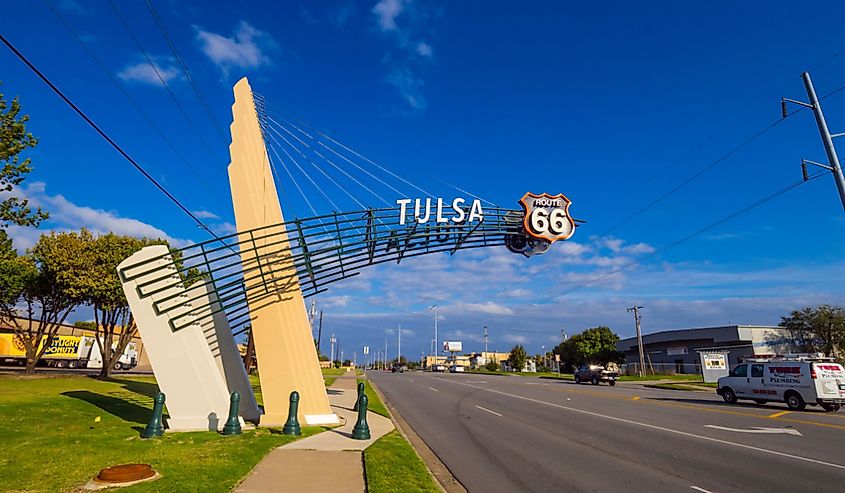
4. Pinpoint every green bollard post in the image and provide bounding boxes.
[351,394,371,440]
[221,391,242,436]
[282,391,301,435]
[353,382,365,411]
[141,392,165,438]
